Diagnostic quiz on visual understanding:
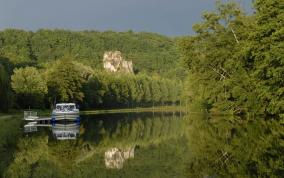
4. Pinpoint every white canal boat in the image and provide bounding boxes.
[52,103,80,120]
